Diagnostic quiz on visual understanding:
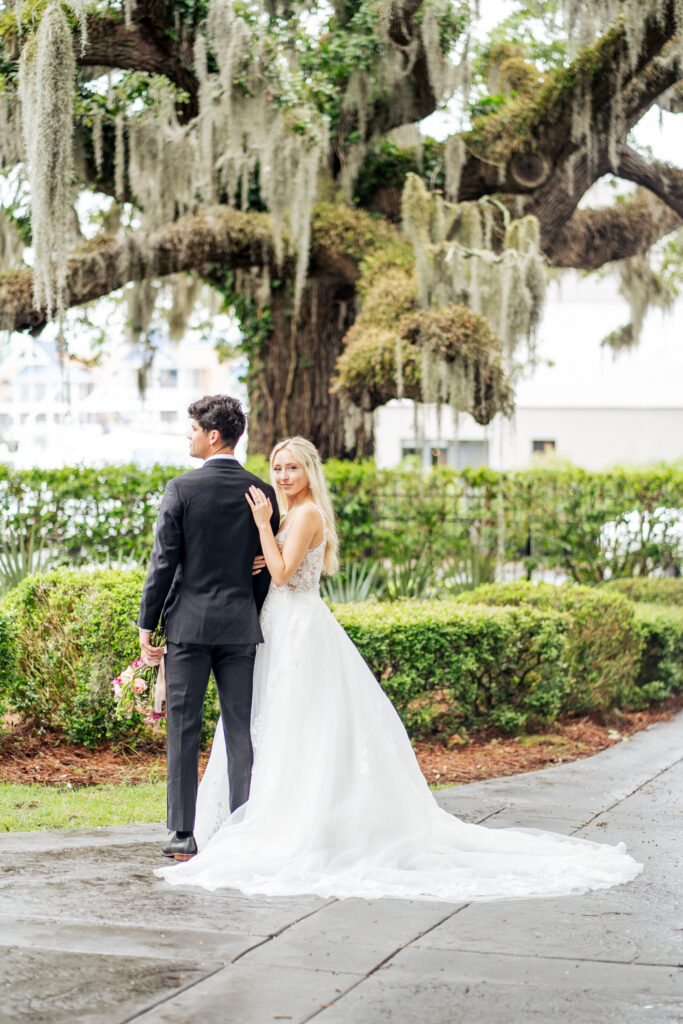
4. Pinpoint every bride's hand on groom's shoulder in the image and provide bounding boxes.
[245,486,273,530]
